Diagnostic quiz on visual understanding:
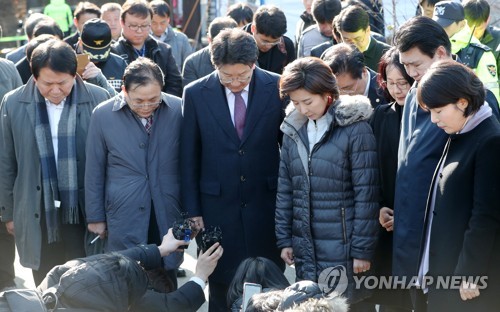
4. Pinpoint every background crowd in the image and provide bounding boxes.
[0,0,500,311]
